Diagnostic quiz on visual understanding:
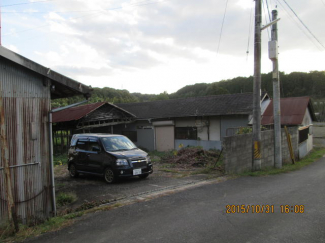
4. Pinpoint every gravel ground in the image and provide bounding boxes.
[54,161,222,214]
